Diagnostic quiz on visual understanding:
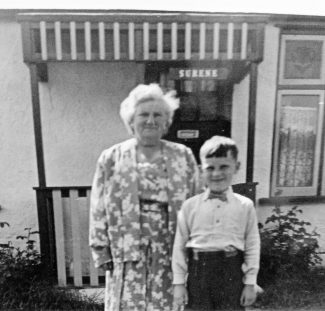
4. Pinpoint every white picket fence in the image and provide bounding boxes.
[51,188,104,287]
